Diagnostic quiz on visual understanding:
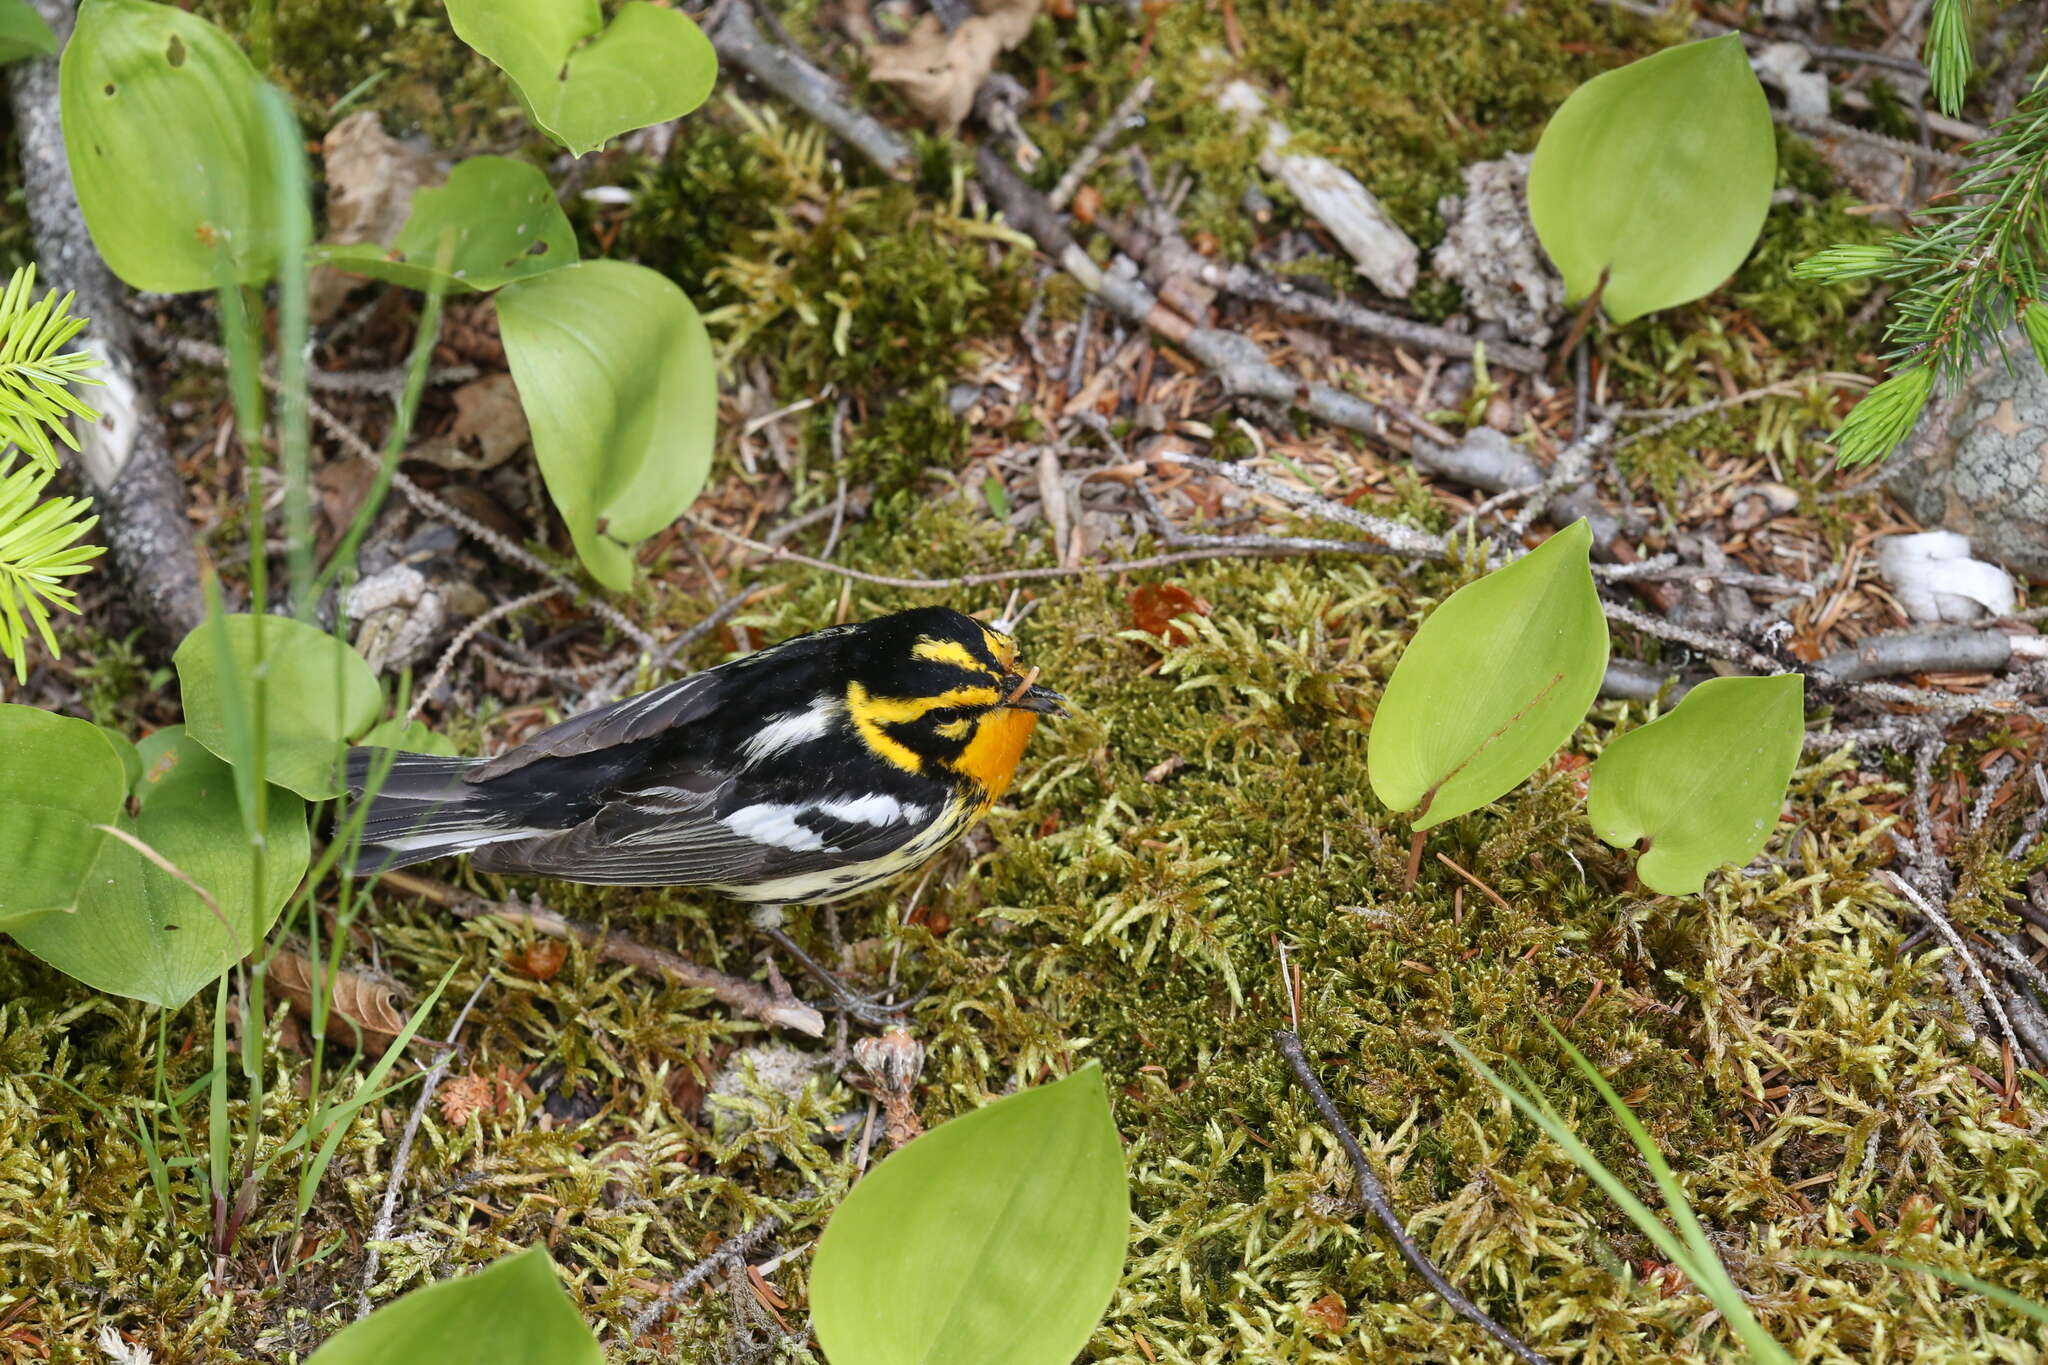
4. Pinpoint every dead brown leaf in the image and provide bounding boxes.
[269,951,409,1056]
[410,374,530,471]
[1305,1293,1347,1334]
[864,0,1041,132]
[506,937,568,981]
[309,112,444,321]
